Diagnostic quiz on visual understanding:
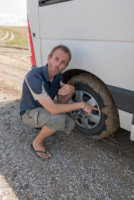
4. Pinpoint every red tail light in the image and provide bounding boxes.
[27,16,36,66]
